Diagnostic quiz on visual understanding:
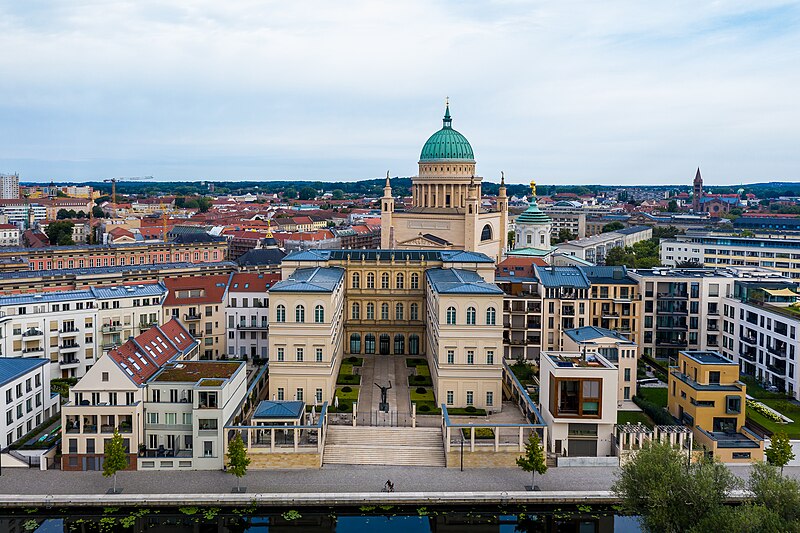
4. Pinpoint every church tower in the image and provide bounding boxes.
[692,167,703,212]
[513,181,552,252]
[380,172,394,248]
